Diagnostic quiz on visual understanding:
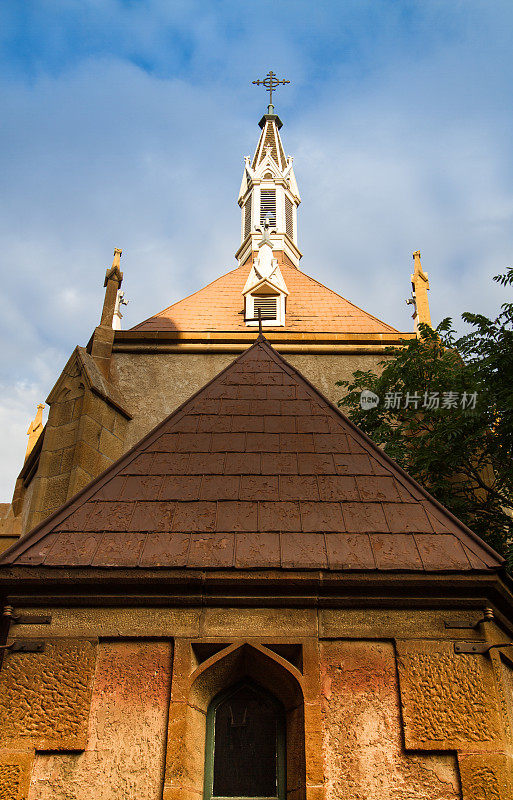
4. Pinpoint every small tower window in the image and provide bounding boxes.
[285,196,294,239]
[204,681,286,800]
[245,289,286,327]
[260,190,276,226]
[244,197,252,239]
[253,296,278,321]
